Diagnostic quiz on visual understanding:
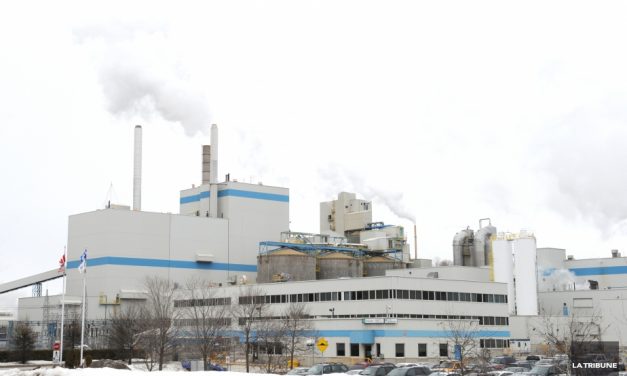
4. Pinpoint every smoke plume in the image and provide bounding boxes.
[74,22,211,136]
[318,165,416,223]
